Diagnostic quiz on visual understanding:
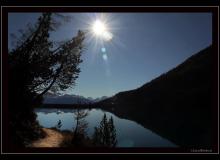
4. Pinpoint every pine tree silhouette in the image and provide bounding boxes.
[8,12,86,146]
[93,113,117,147]
[108,116,117,147]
